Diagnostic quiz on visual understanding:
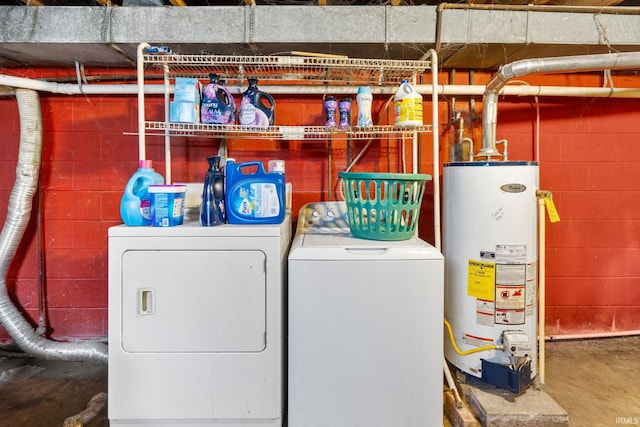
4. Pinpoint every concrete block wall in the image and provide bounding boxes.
[0,68,638,342]
[490,74,640,336]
